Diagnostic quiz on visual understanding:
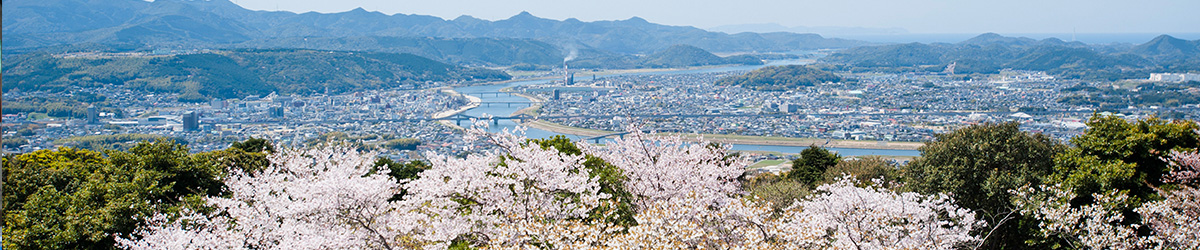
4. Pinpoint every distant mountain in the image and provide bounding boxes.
[821,33,1187,80]
[958,33,1036,47]
[641,45,761,68]
[236,36,565,66]
[2,0,869,65]
[958,33,1087,48]
[822,43,944,67]
[1,49,511,100]
[1131,35,1200,61]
